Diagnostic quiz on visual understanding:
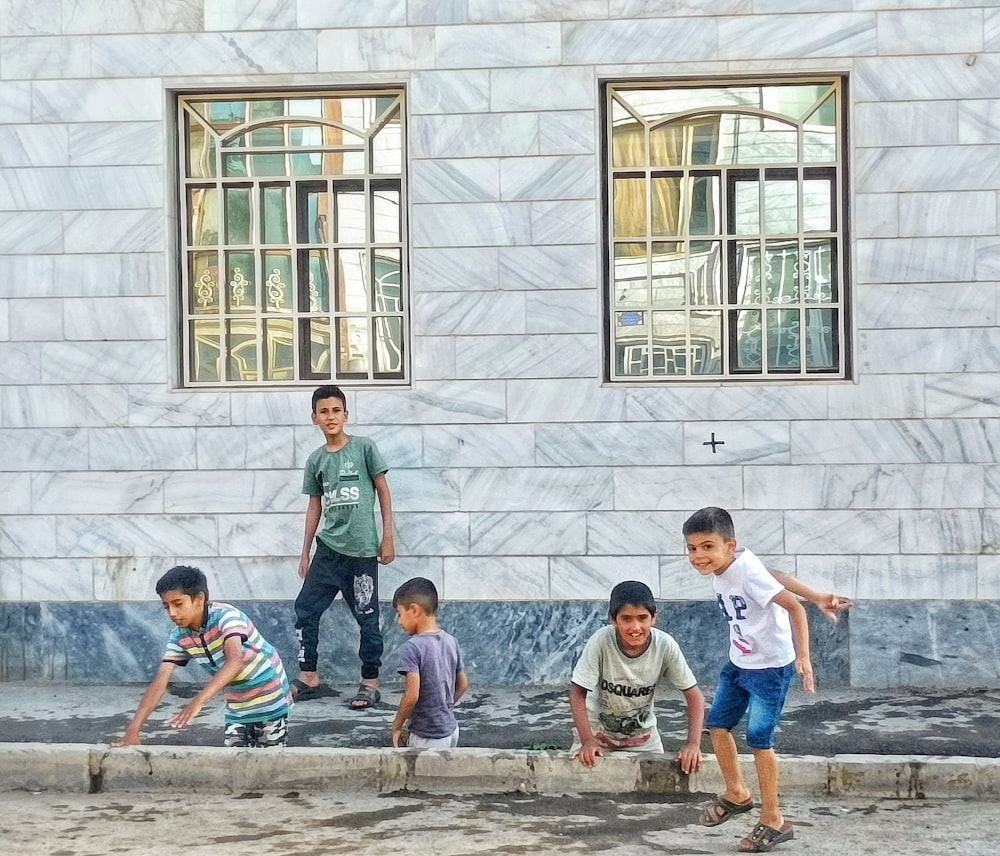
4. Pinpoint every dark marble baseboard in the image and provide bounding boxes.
[0,598,860,688]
